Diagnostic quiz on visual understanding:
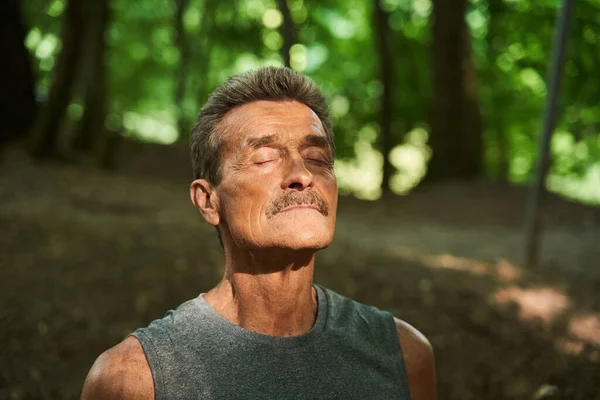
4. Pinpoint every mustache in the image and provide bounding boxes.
[267,191,329,218]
